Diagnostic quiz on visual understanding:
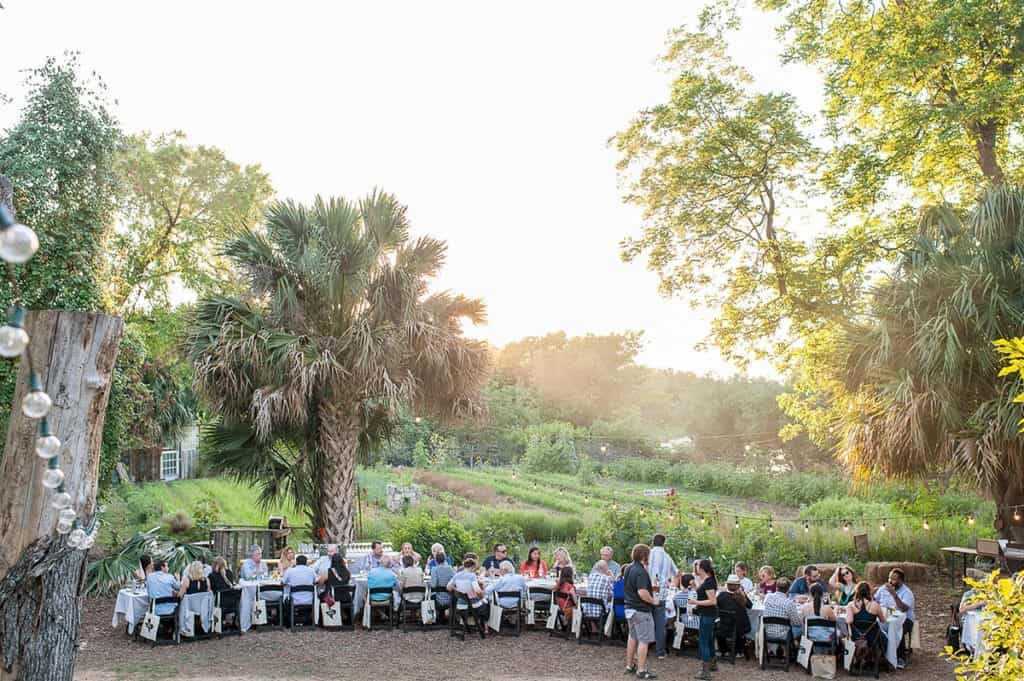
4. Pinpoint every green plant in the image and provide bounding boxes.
[469,511,526,552]
[390,511,478,564]
[191,494,221,529]
[412,438,430,468]
[576,507,657,568]
[944,571,1024,680]
[86,529,211,596]
[163,510,194,536]
[521,422,579,475]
